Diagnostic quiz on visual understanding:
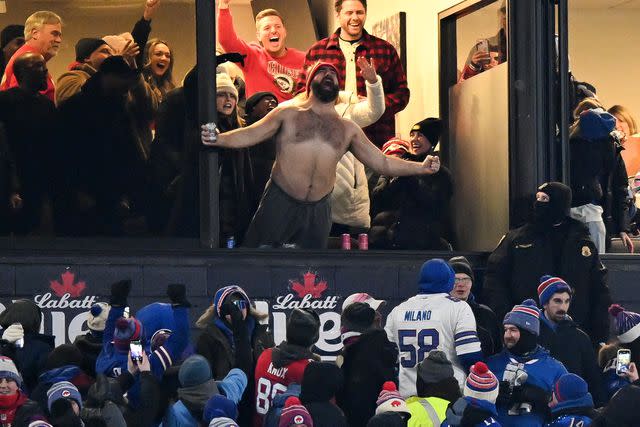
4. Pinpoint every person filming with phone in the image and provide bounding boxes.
[458,0,507,82]
[598,304,640,400]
